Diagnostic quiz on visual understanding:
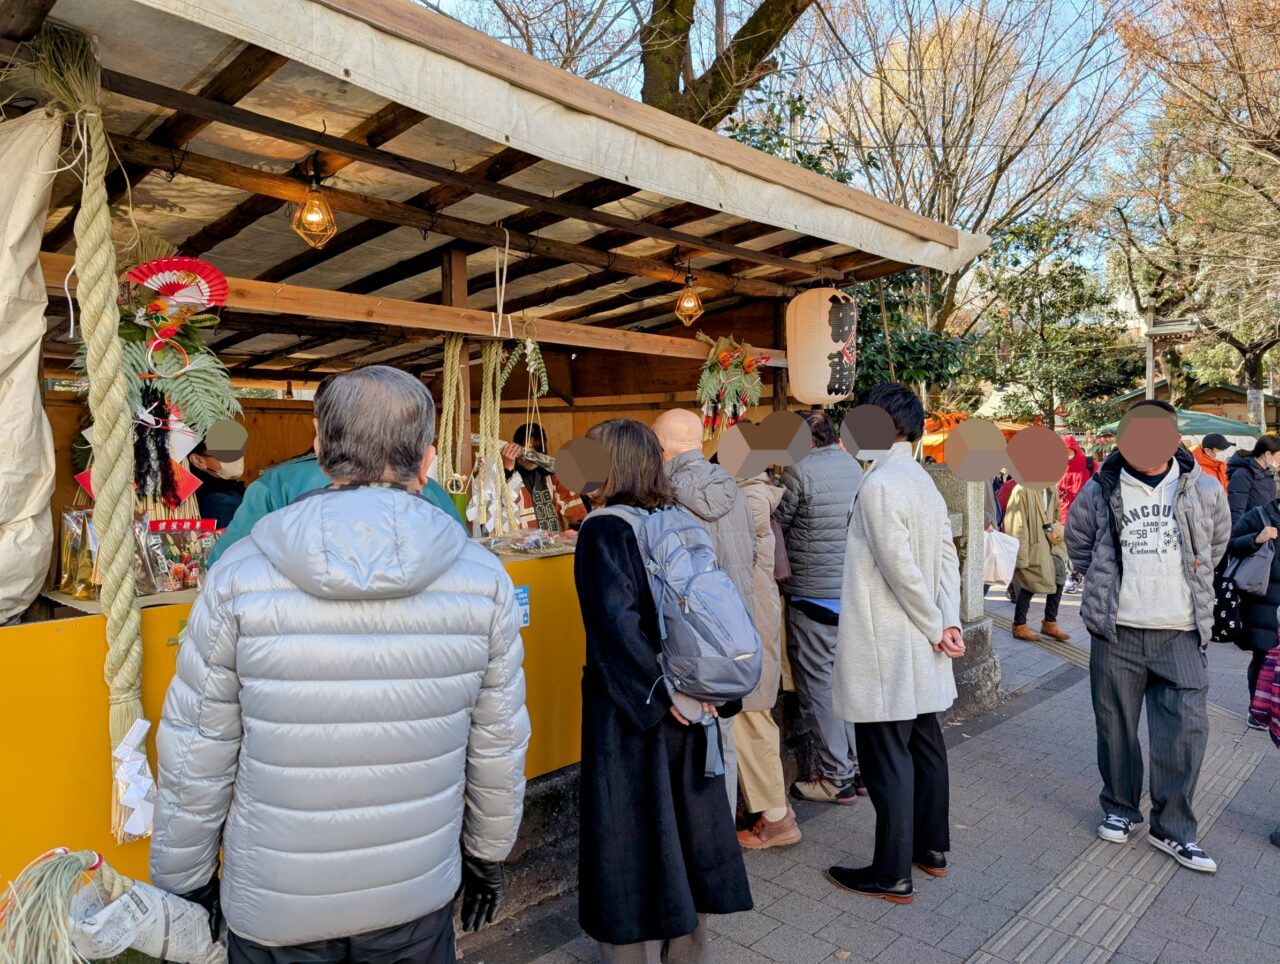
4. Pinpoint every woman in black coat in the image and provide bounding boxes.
[1226,435,1280,525]
[574,418,751,962]
[1226,500,1280,711]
